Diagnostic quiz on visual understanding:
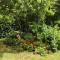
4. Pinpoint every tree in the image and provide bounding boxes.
[0,0,56,39]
